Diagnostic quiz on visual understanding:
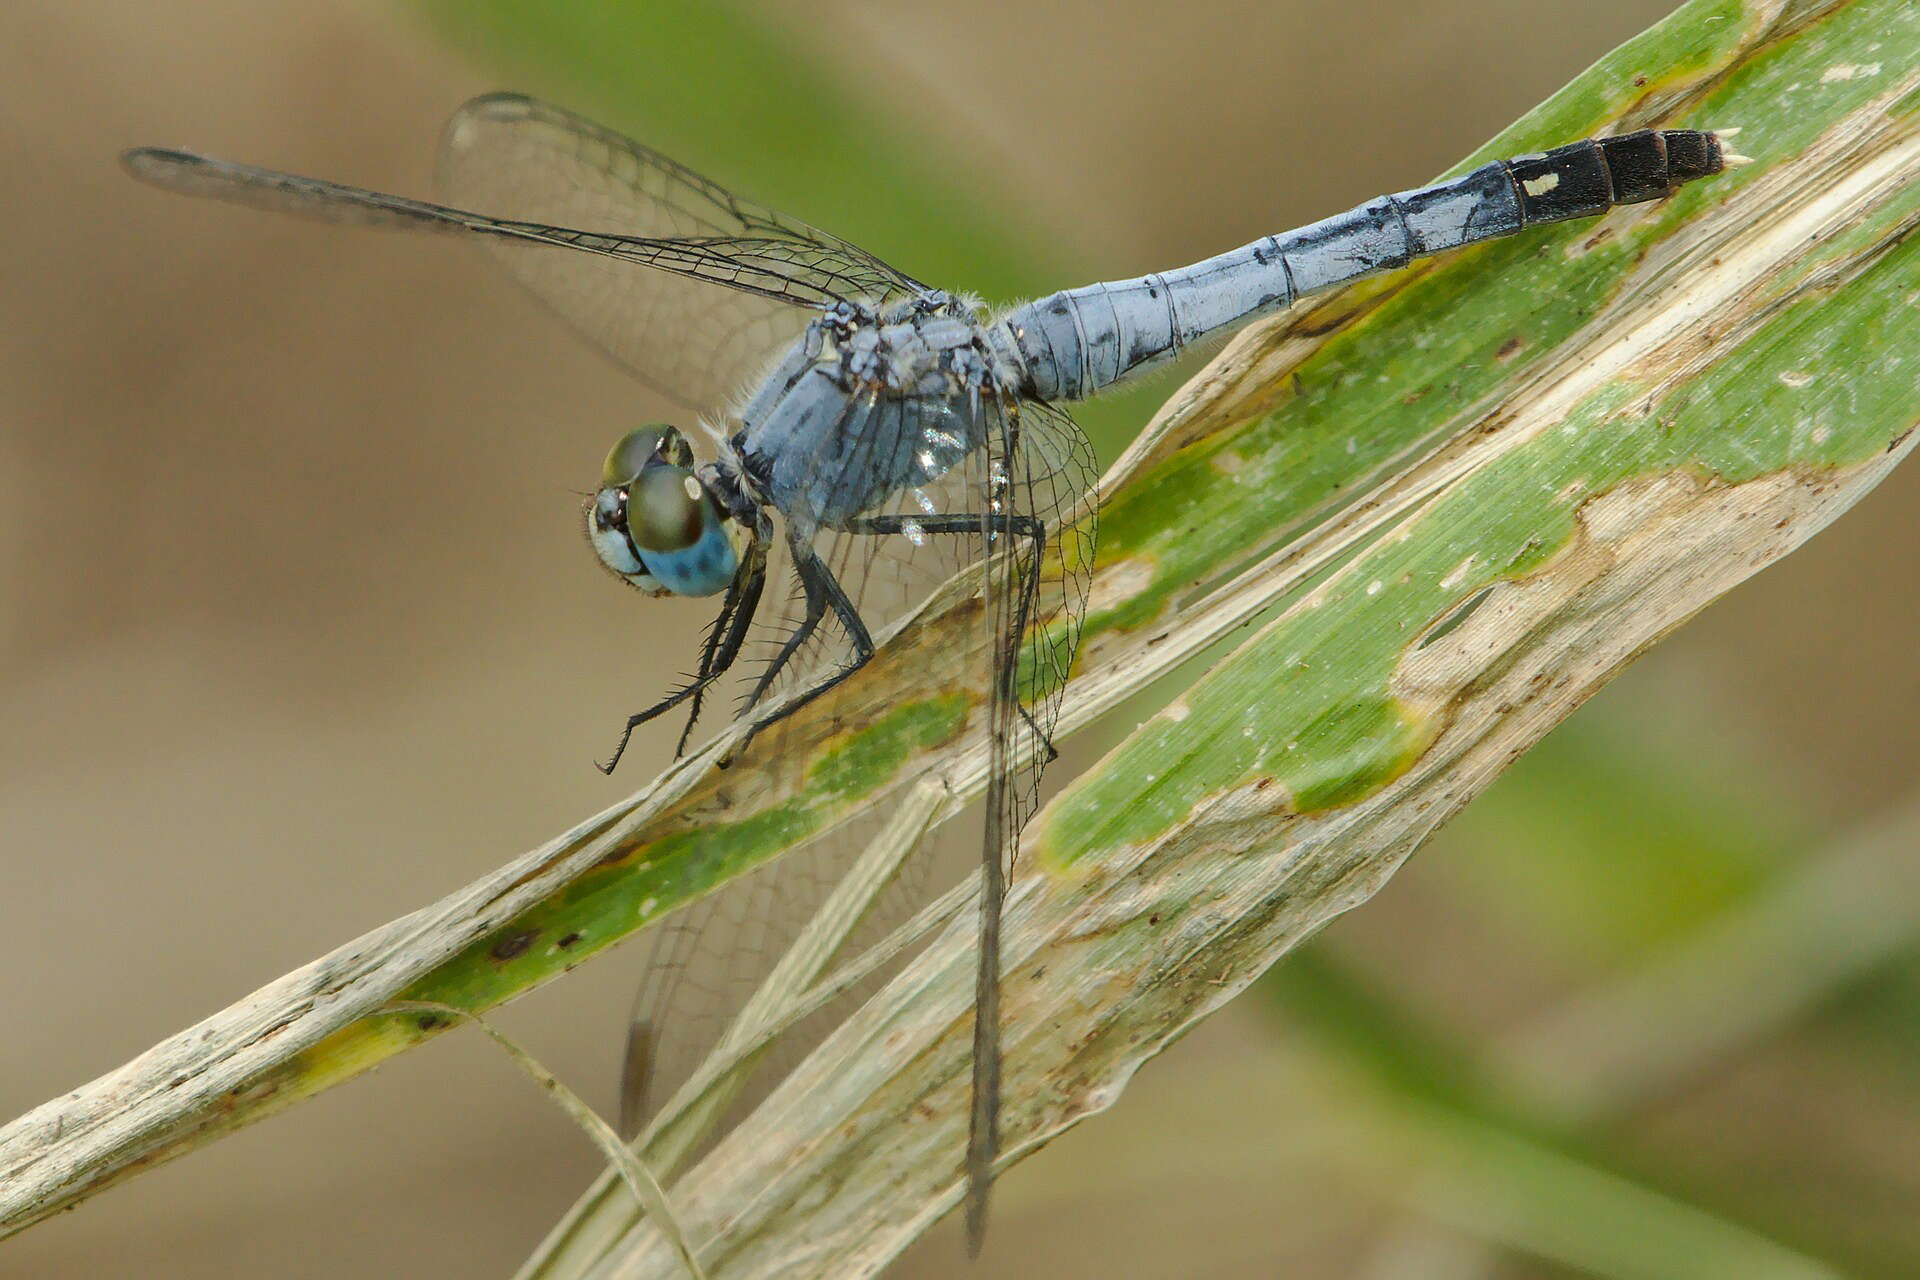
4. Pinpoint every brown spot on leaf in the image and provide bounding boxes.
[490,930,537,962]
